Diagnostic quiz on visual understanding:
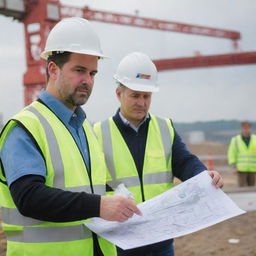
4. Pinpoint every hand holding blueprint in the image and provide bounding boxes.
[85,171,245,249]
